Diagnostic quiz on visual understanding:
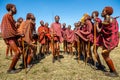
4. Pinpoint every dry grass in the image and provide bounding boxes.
[0,39,120,80]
